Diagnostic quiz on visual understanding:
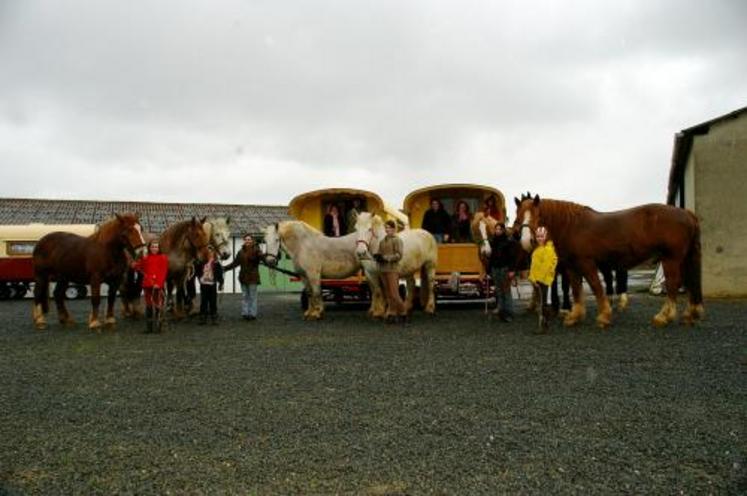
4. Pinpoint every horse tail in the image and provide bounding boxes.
[683,214,703,305]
